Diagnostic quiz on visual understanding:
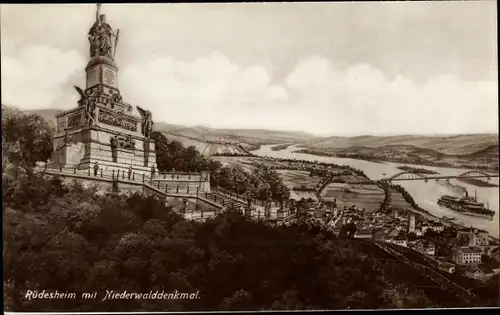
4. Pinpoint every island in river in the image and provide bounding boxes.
[397,165,439,175]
